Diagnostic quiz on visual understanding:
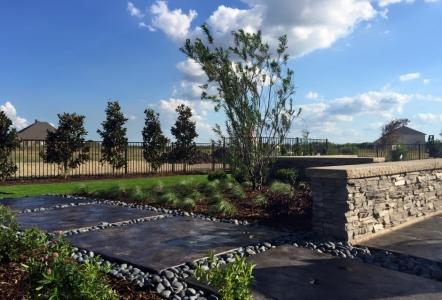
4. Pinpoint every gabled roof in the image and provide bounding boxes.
[373,126,426,144]
[17,120,55,140]
[393,126,426,135]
